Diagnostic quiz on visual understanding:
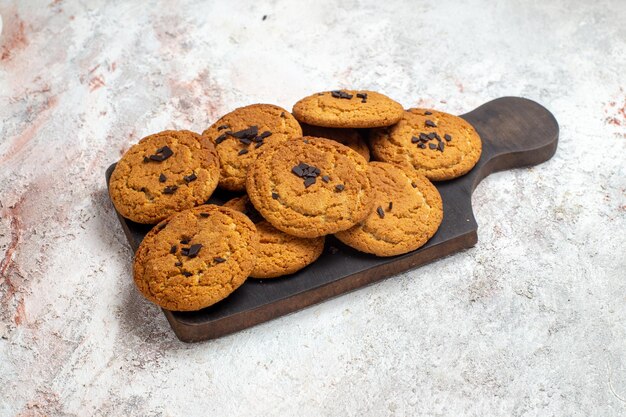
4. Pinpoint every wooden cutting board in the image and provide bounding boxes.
[105,96,558,343]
